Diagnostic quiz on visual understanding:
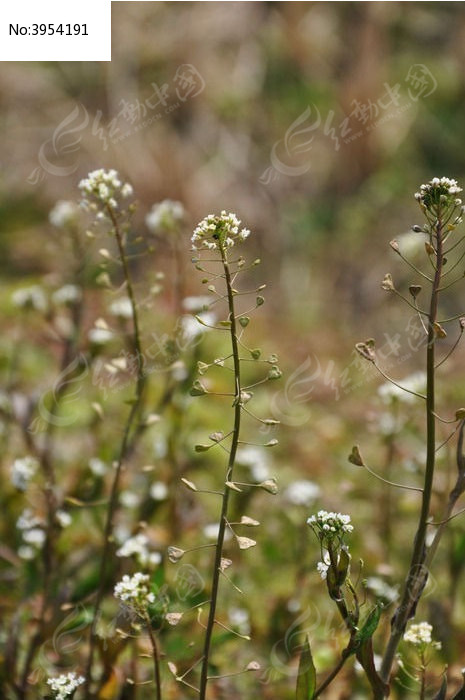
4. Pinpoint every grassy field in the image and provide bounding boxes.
[1,3,465,699]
